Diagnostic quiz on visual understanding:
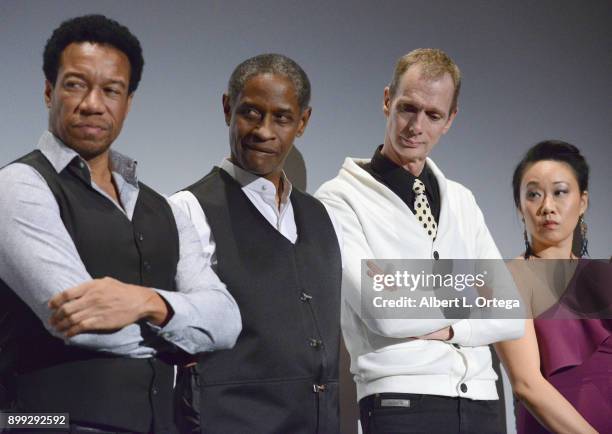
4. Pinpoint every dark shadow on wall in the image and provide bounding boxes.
[284,146,307,191]
[340,337,359,434]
